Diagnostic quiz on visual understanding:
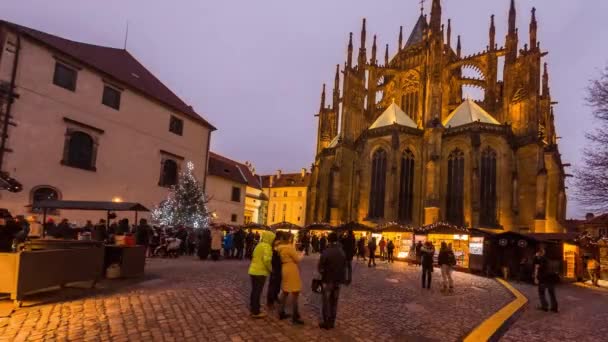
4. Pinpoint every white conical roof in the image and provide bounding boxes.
[442,99,500,128]
[369,102,418,129]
